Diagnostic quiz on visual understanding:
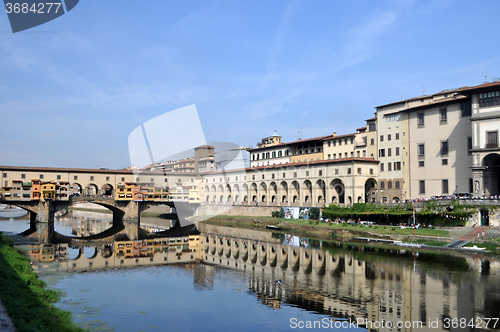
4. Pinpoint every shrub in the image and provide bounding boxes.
[271,211,280,218]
